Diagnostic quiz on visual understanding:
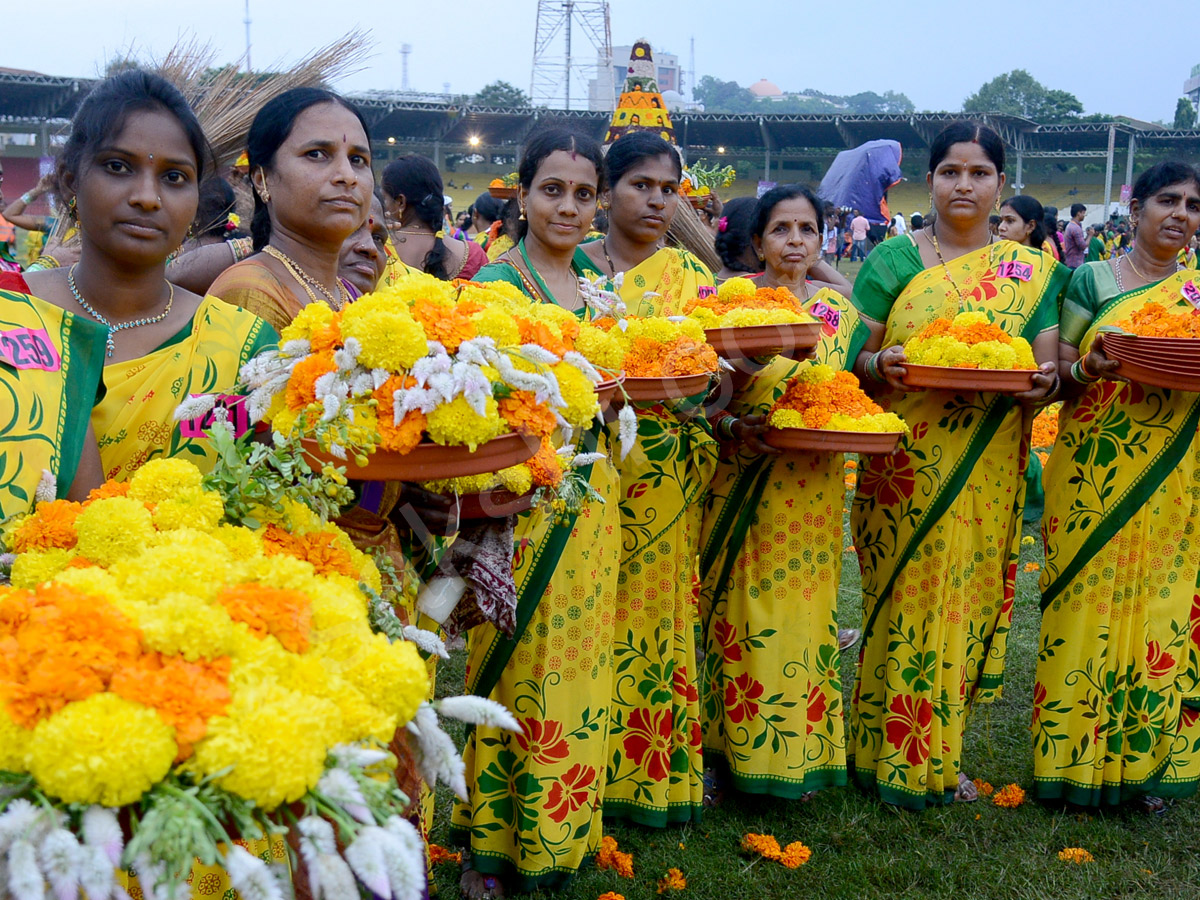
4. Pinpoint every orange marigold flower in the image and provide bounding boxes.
[85,481,131,503]
[1024,562,1041,573]
[260,525,360,580]
[499,390,558,439]
[286,351,337,411]
[595,835,634,878]
[373,375,427,454]
[1057,847,1095,864]
[685,285,805,317]
[597,894,627,900]
[526,437,563,489]
[740,833,782,861]
[1117,301,1200,337]
[1031,405,1060,449]
[111,652,231,759]
[993,783,1026,808]
[412,298,476,353]
[309,317,343,354]
[779,841,812,869]
[518,318,570,358]
[428,844,463,866]
[11,500,82,553]
[656,868,687,894]
[973,779,995,797]
[217,583,314,654]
